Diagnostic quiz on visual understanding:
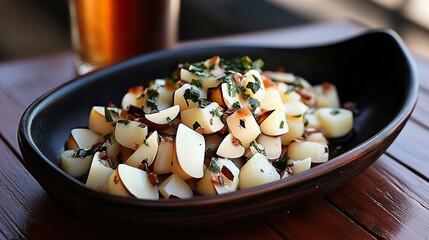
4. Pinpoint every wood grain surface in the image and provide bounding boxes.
[0,20,428,239]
